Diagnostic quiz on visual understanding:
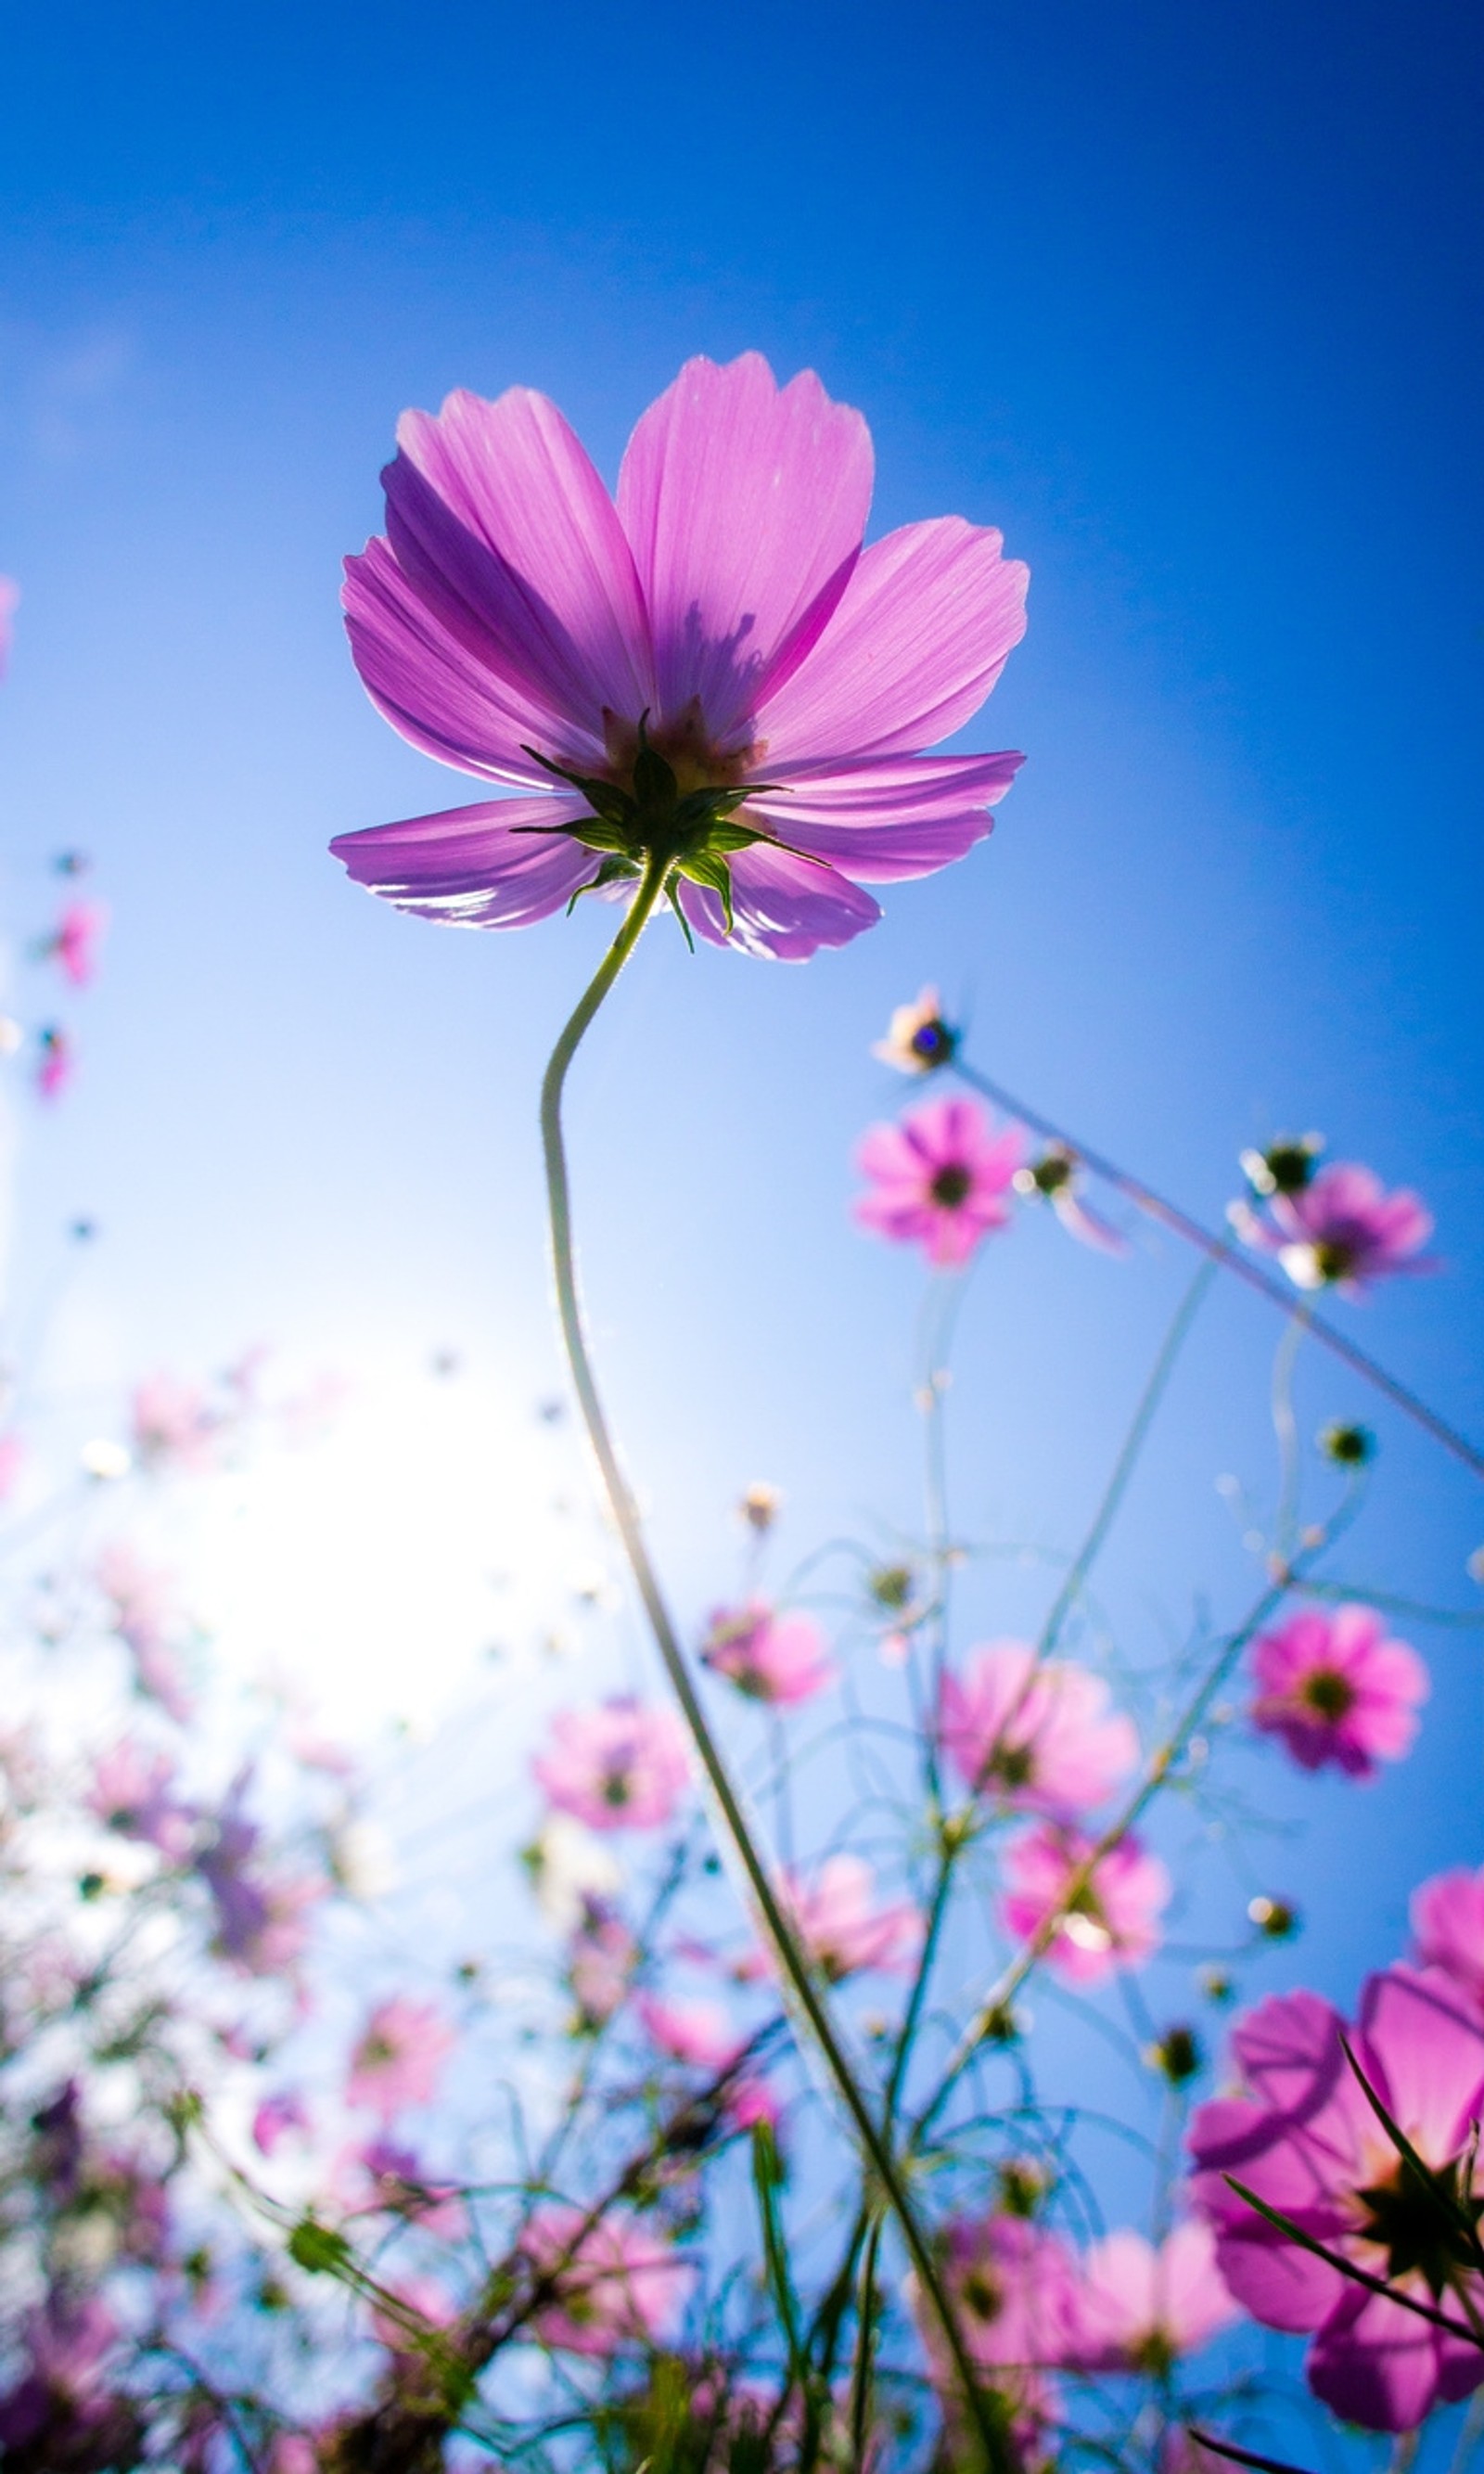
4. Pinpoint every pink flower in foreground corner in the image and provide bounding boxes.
[1231,1158,1434,1296]
[1189,1966,1484,2431]
[854,1094,1025,1269]
[534,1696,690,1830]
[1411,1863,1484,2011]
[520,2205,688,2354]
[700,1599,835,1706]
[1001,1825,1171,1982]
[940,1639,1138,1818]
[1071,2220,1239,2374]
[332,353,1027,960]
[1249,1603,1427,1778]
[346,1997,455,2123]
